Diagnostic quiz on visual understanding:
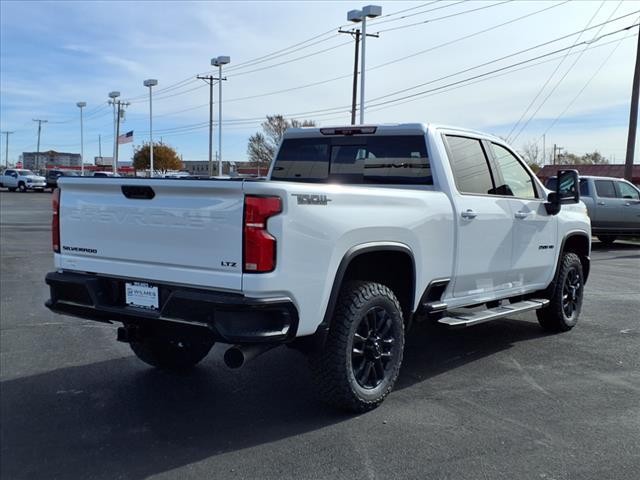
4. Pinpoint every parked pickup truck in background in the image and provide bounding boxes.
[46,169,81,191]
[0,169,47,192]
[546,175,640,245]
[45,123,591,411]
